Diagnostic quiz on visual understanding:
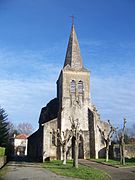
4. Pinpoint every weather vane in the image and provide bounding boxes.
[70,15,75,25]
